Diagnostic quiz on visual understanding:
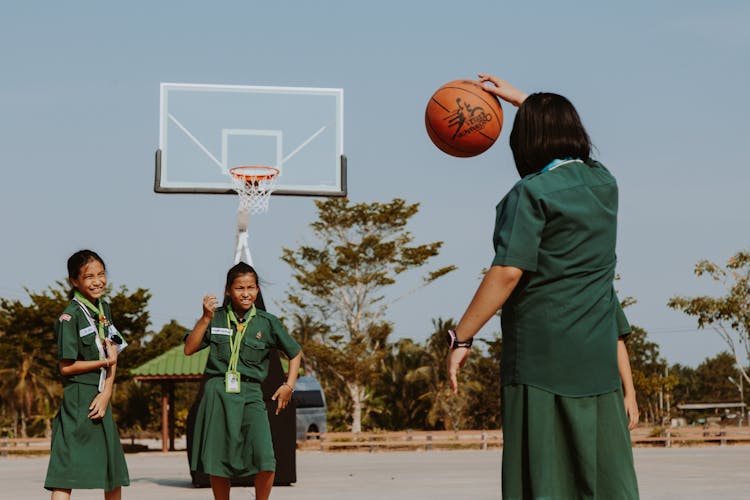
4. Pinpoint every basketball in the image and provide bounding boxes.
[425,79,503,158]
